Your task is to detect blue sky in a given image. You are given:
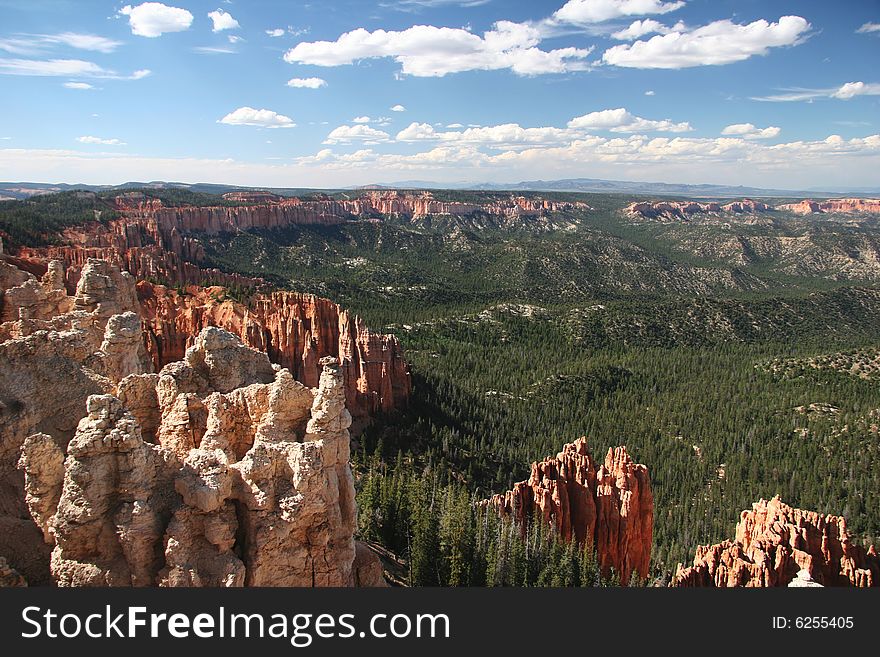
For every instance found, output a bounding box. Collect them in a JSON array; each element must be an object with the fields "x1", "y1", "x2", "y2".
[{"x1": 0, "y1": 0, "x2": 878, "y2": 188}]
